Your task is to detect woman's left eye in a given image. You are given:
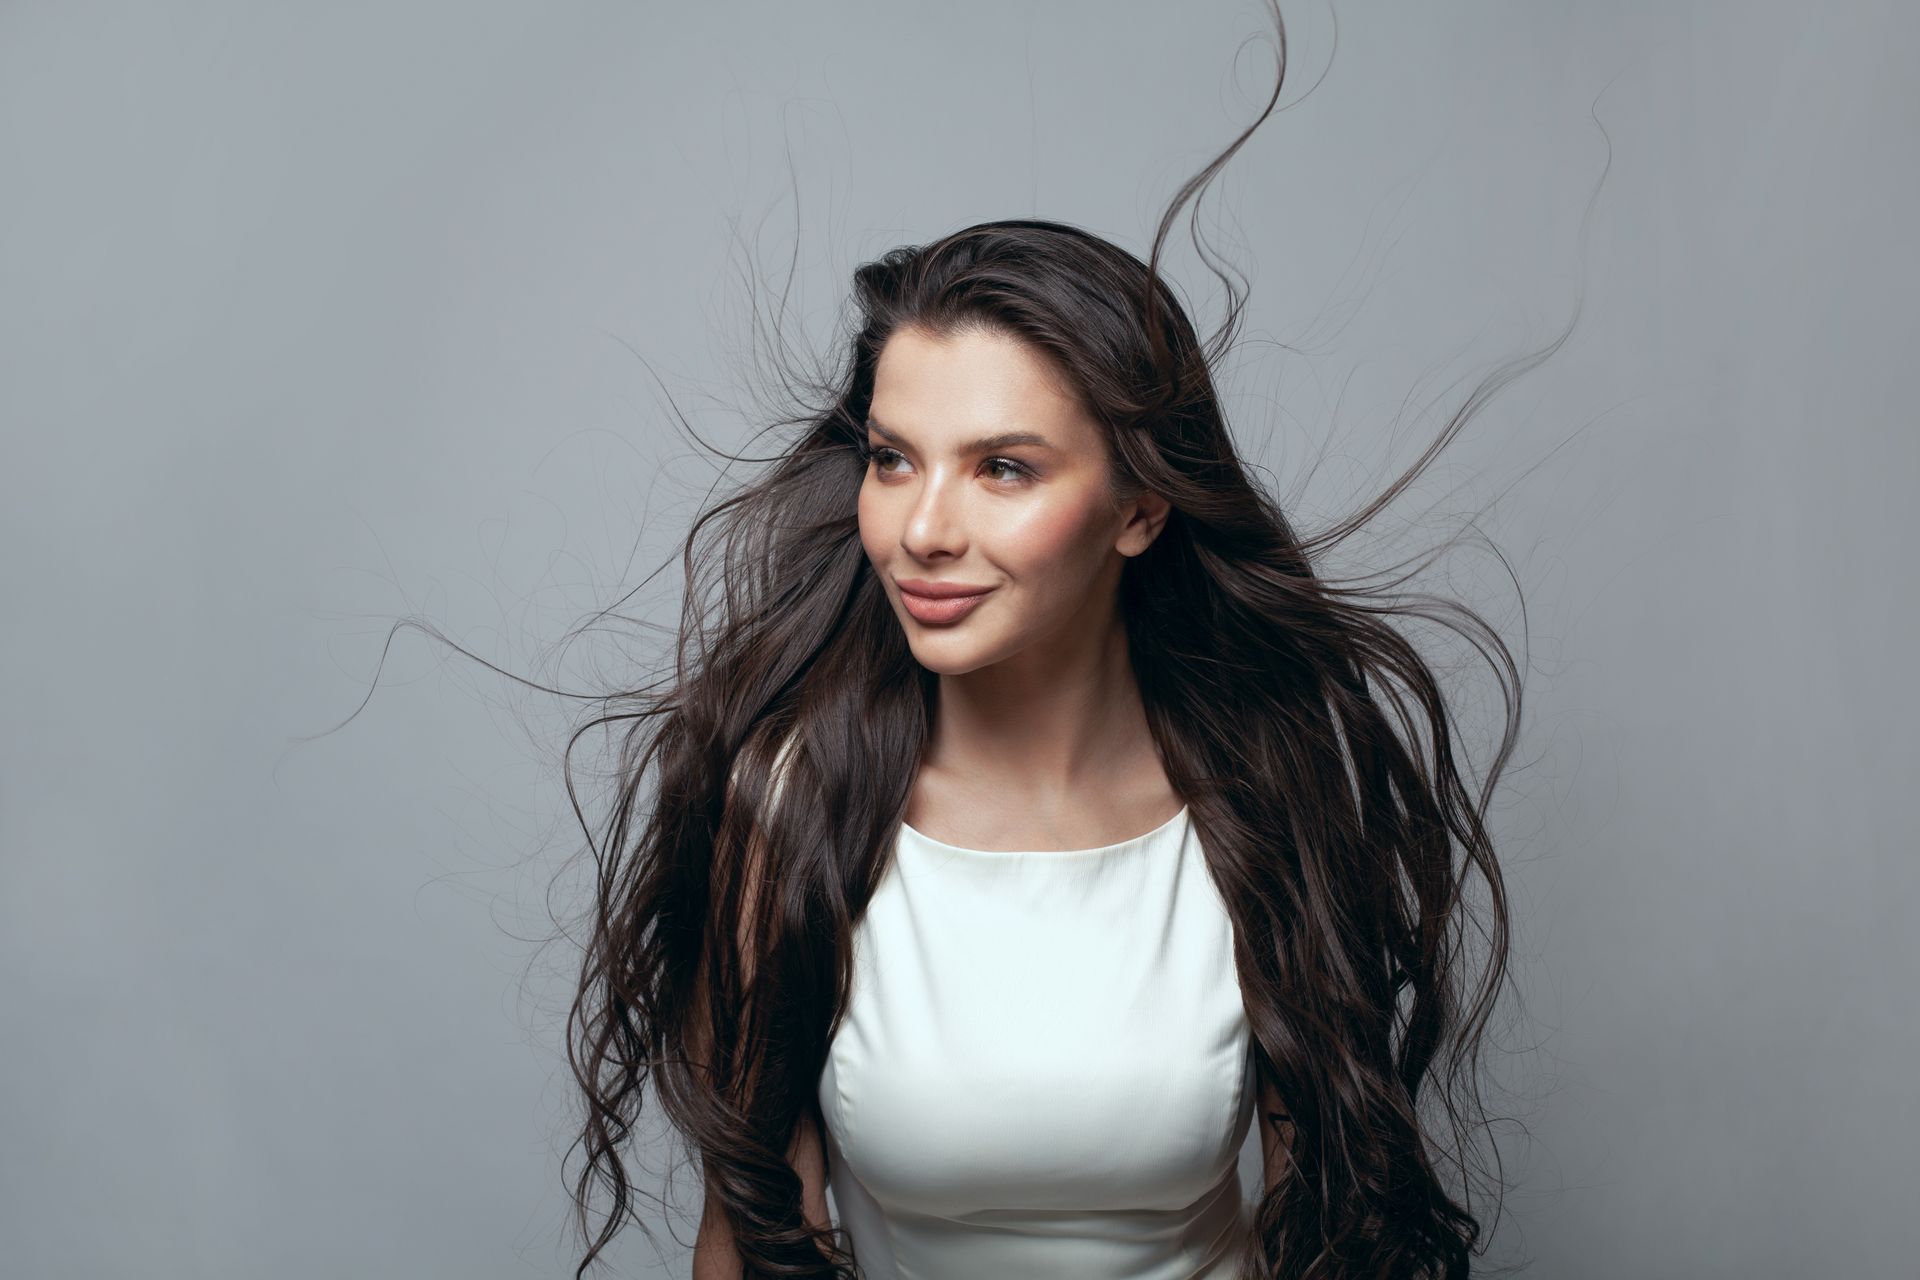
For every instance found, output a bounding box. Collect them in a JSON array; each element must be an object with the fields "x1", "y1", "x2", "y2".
[{"x1": 984, "y1": 458, "x2": 1032, "y2": 482}]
